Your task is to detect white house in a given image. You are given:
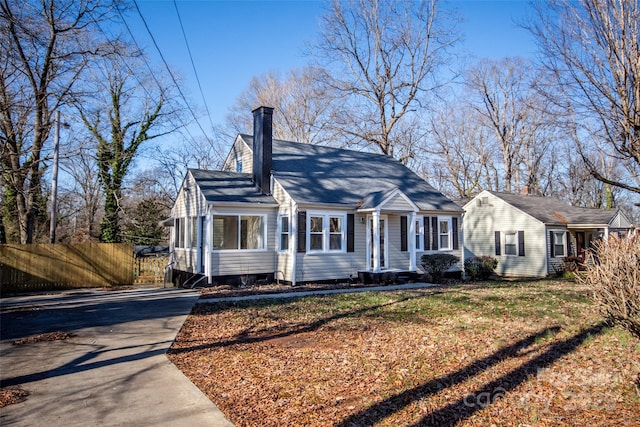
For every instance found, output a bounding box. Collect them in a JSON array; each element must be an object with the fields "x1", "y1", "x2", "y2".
[
  {"x1": 169, "y1": 106, "x2": 463, "y2": 286},
  {"x1": 463, "y1": 190, "x2": 635, "y2": 277}
]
